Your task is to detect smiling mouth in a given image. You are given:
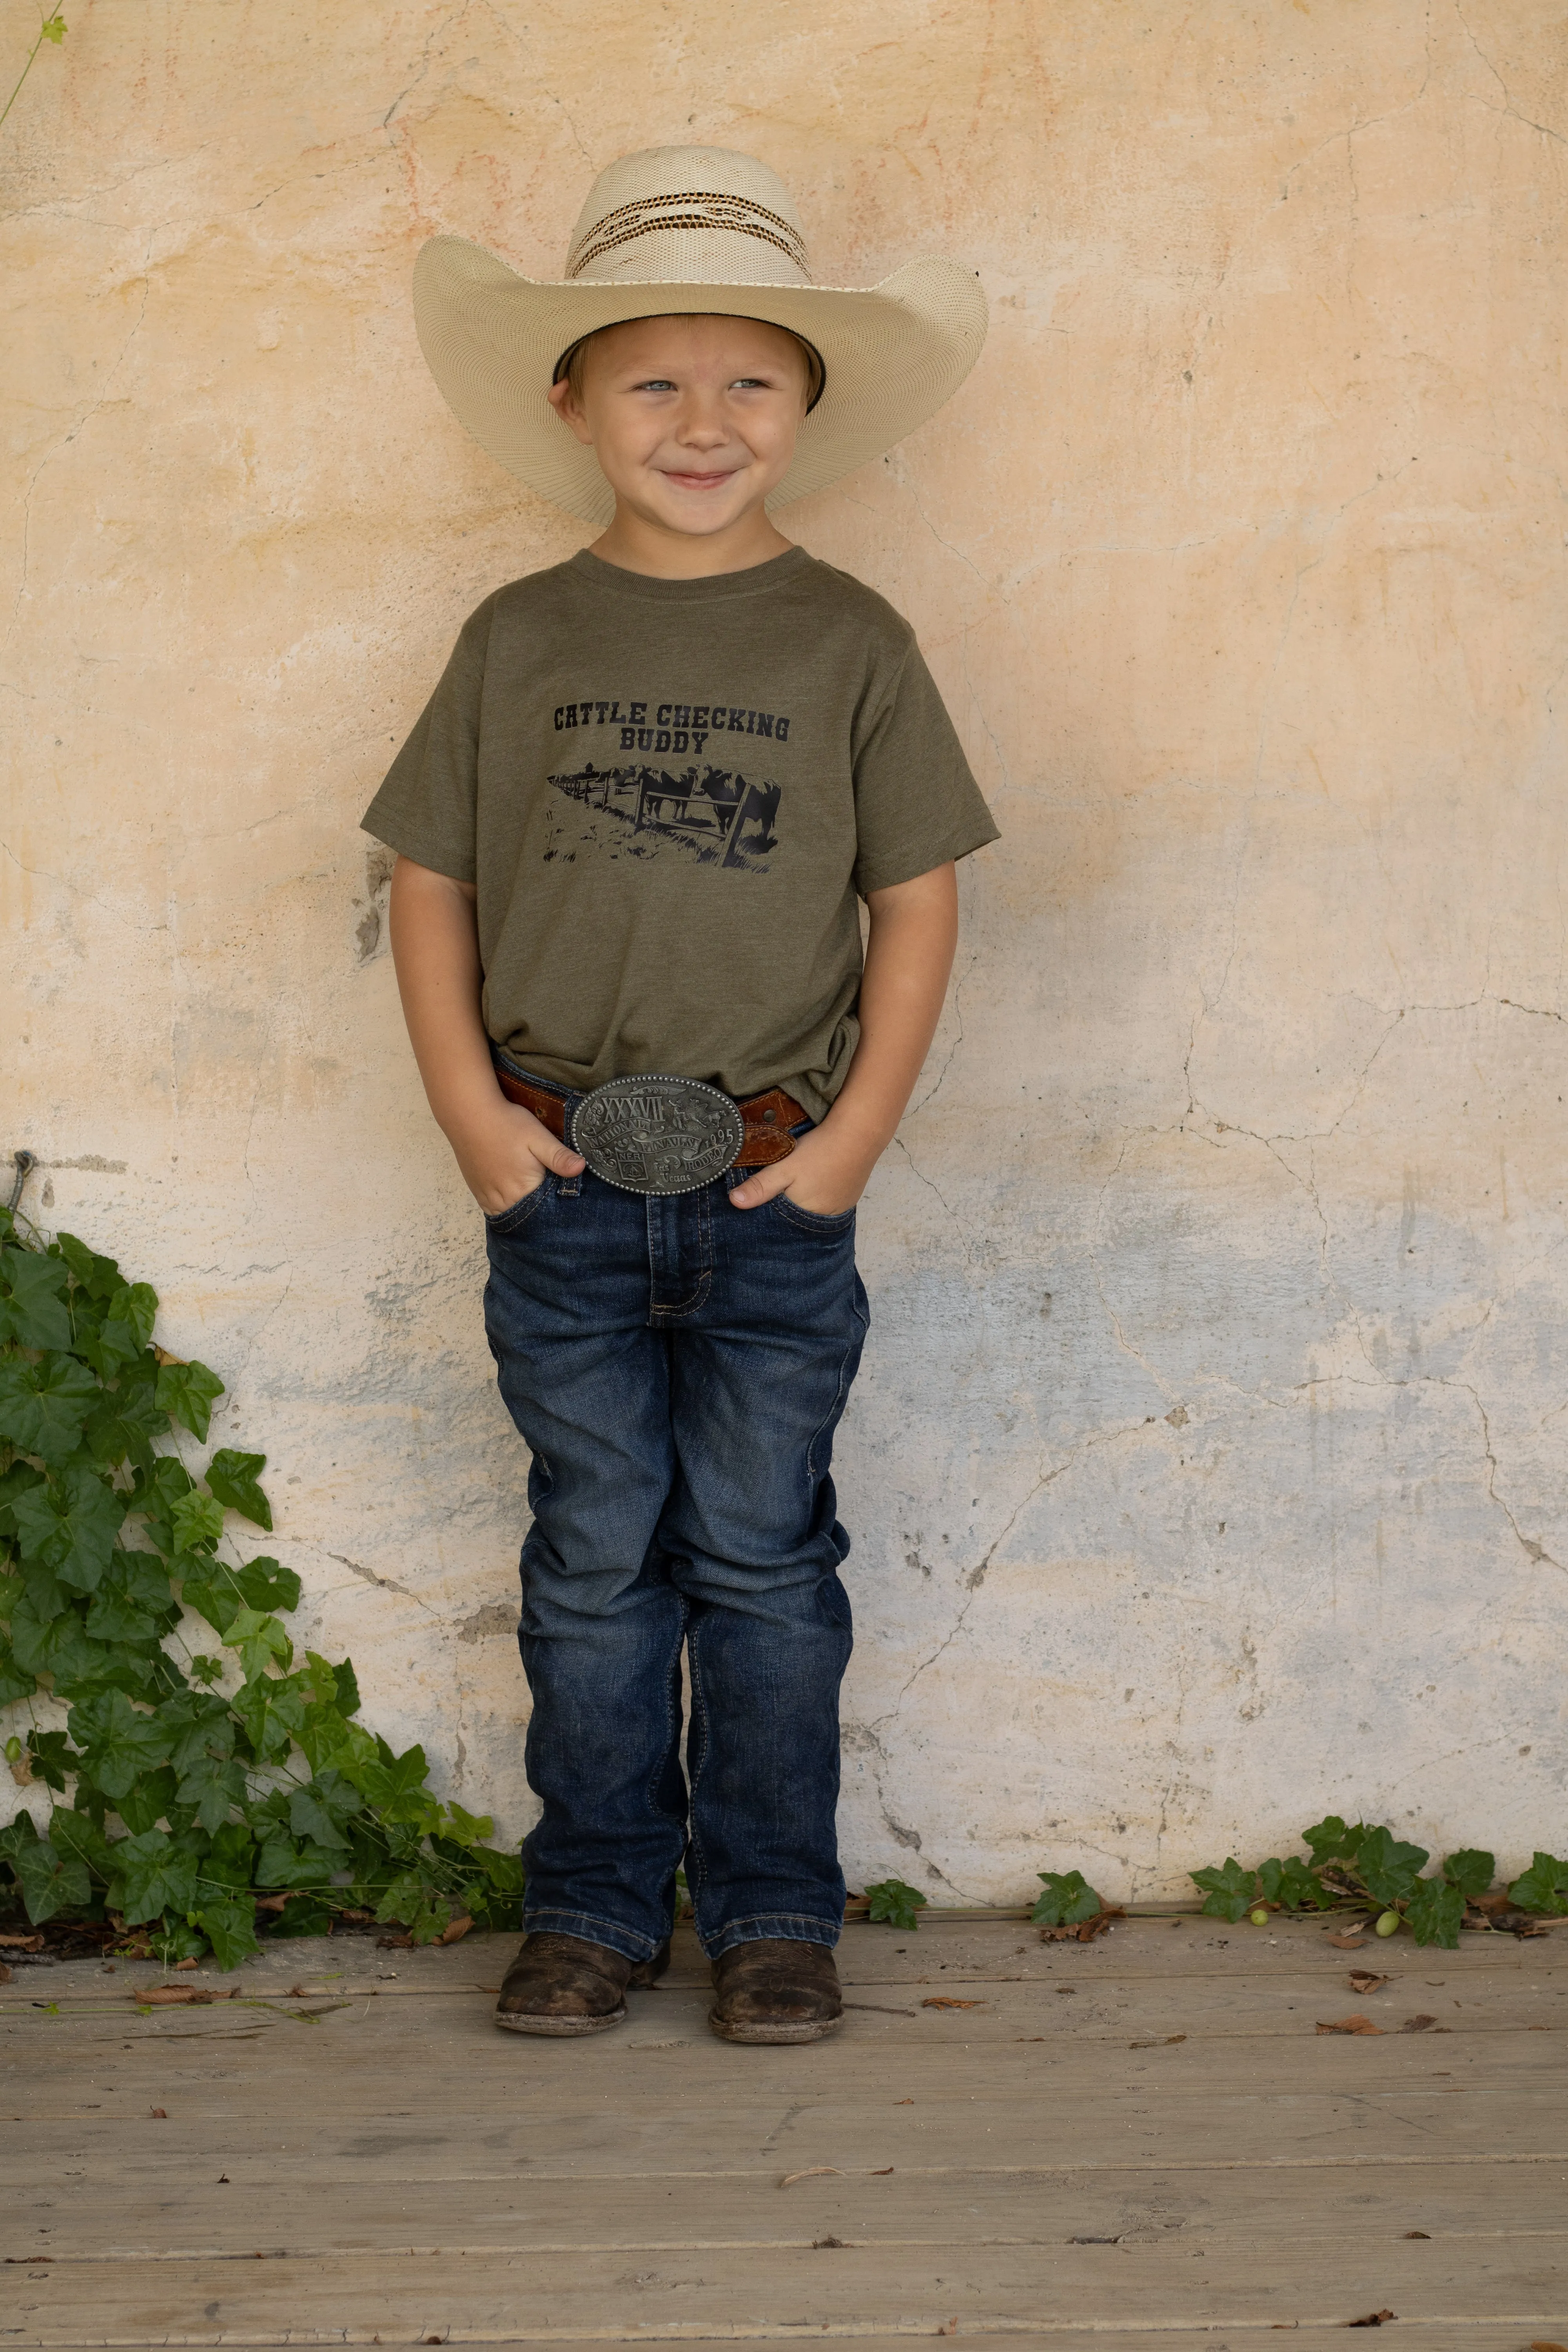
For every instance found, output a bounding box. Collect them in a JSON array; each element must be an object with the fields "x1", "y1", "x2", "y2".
[{"x1": 661, "y1": 468, "x2": 740, "y2": 491}]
